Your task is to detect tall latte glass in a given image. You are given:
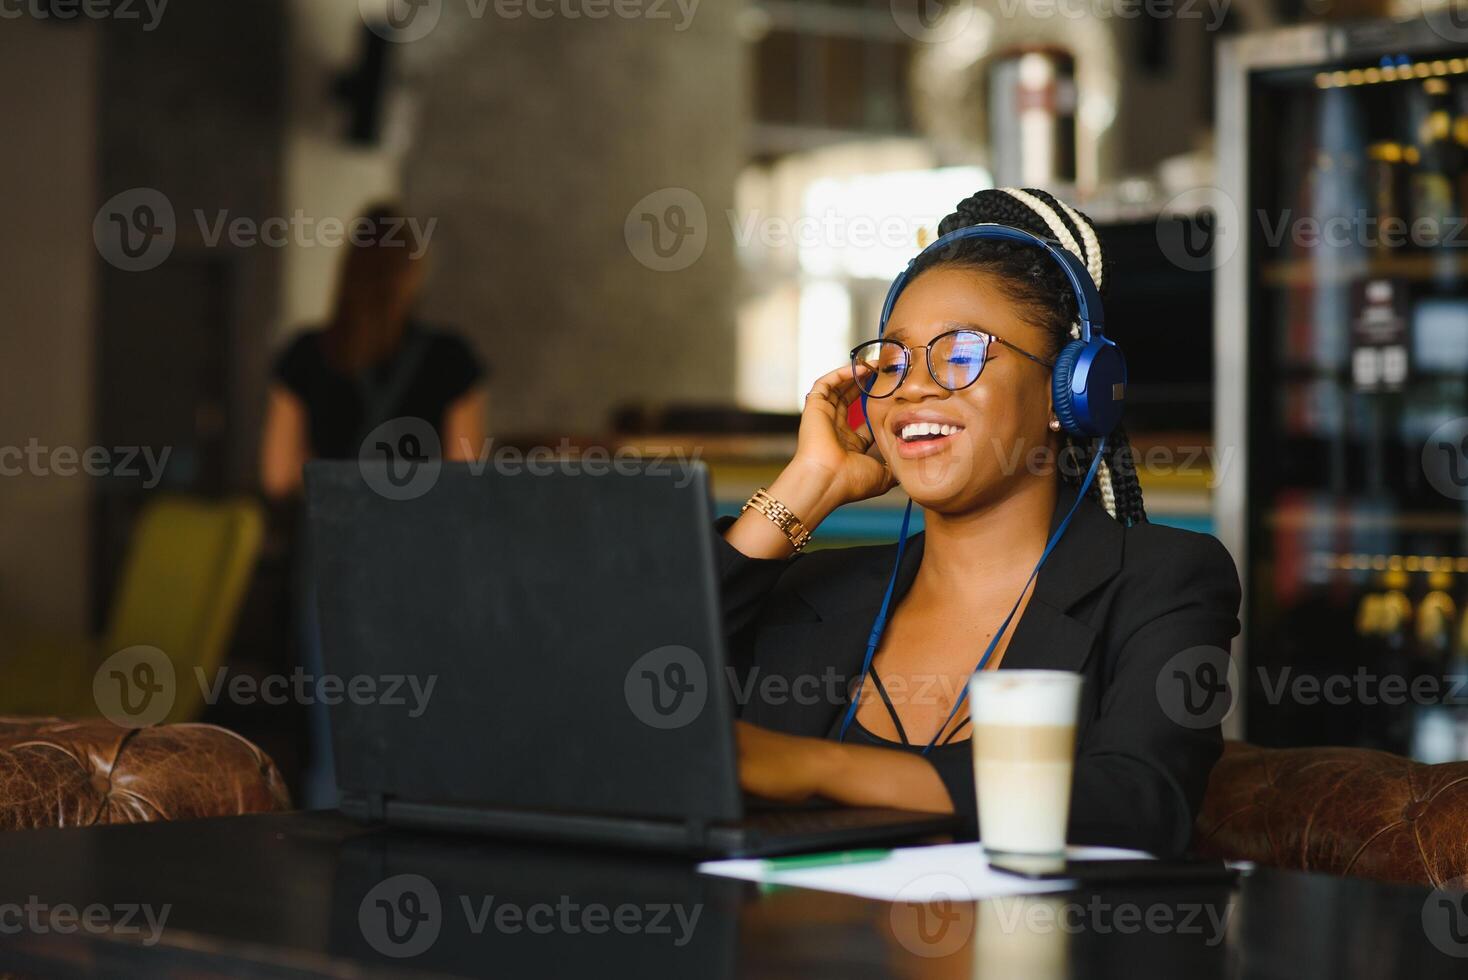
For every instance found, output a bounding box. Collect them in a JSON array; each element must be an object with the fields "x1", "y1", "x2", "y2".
[{"x1": 969, "y1": 670, "x2": 1083, "y2": 857}]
